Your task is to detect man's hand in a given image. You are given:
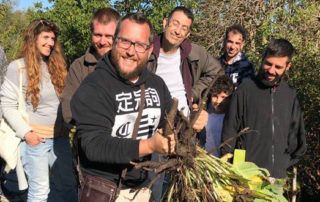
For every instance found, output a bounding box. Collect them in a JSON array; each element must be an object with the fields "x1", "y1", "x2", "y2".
[
  {"x1": 192, "y1": 104, "x2": 208, "y2": 131},
  {"x1": 25, "y1": 131, "x2": 45, "y2": 146},
  {"x1": 139, "y1": 129, "x2": 176, "y2": 157}
]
